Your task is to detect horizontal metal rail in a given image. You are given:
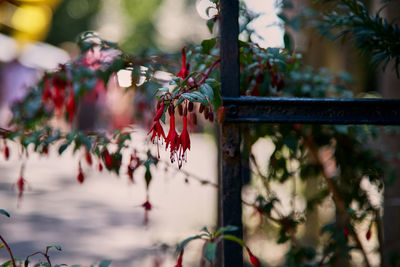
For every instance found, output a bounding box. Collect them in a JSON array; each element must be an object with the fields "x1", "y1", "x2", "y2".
[{"x1": 223, "y1": 96, "x2": 400, "y2": 125}]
